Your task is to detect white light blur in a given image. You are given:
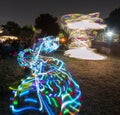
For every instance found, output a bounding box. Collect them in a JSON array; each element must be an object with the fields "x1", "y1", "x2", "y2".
[
  {"x1": 67, "y1": 20, "x2": 106, "y2": 30},
  {"x1": 0, "y1": 30, "x2": 3, "y2": 33},
  {"x1": 106, "y1": 31, "x2": 113, "y2": 37},
  {"x1": 64, "y1": 47, "x2": 107, "y2": 60}
]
